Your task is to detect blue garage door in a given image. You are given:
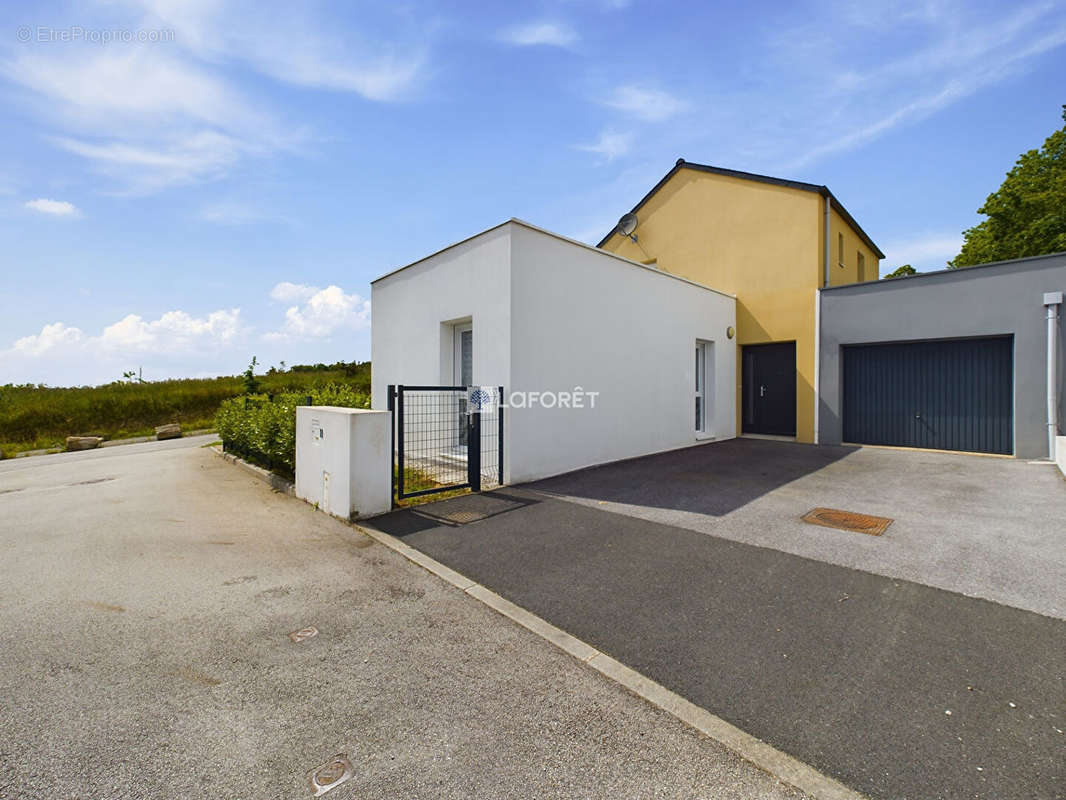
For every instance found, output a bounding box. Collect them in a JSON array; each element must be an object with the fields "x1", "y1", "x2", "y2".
[{"x1": 842, "y1": 336, "x2": 1013, "y2": 455}]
